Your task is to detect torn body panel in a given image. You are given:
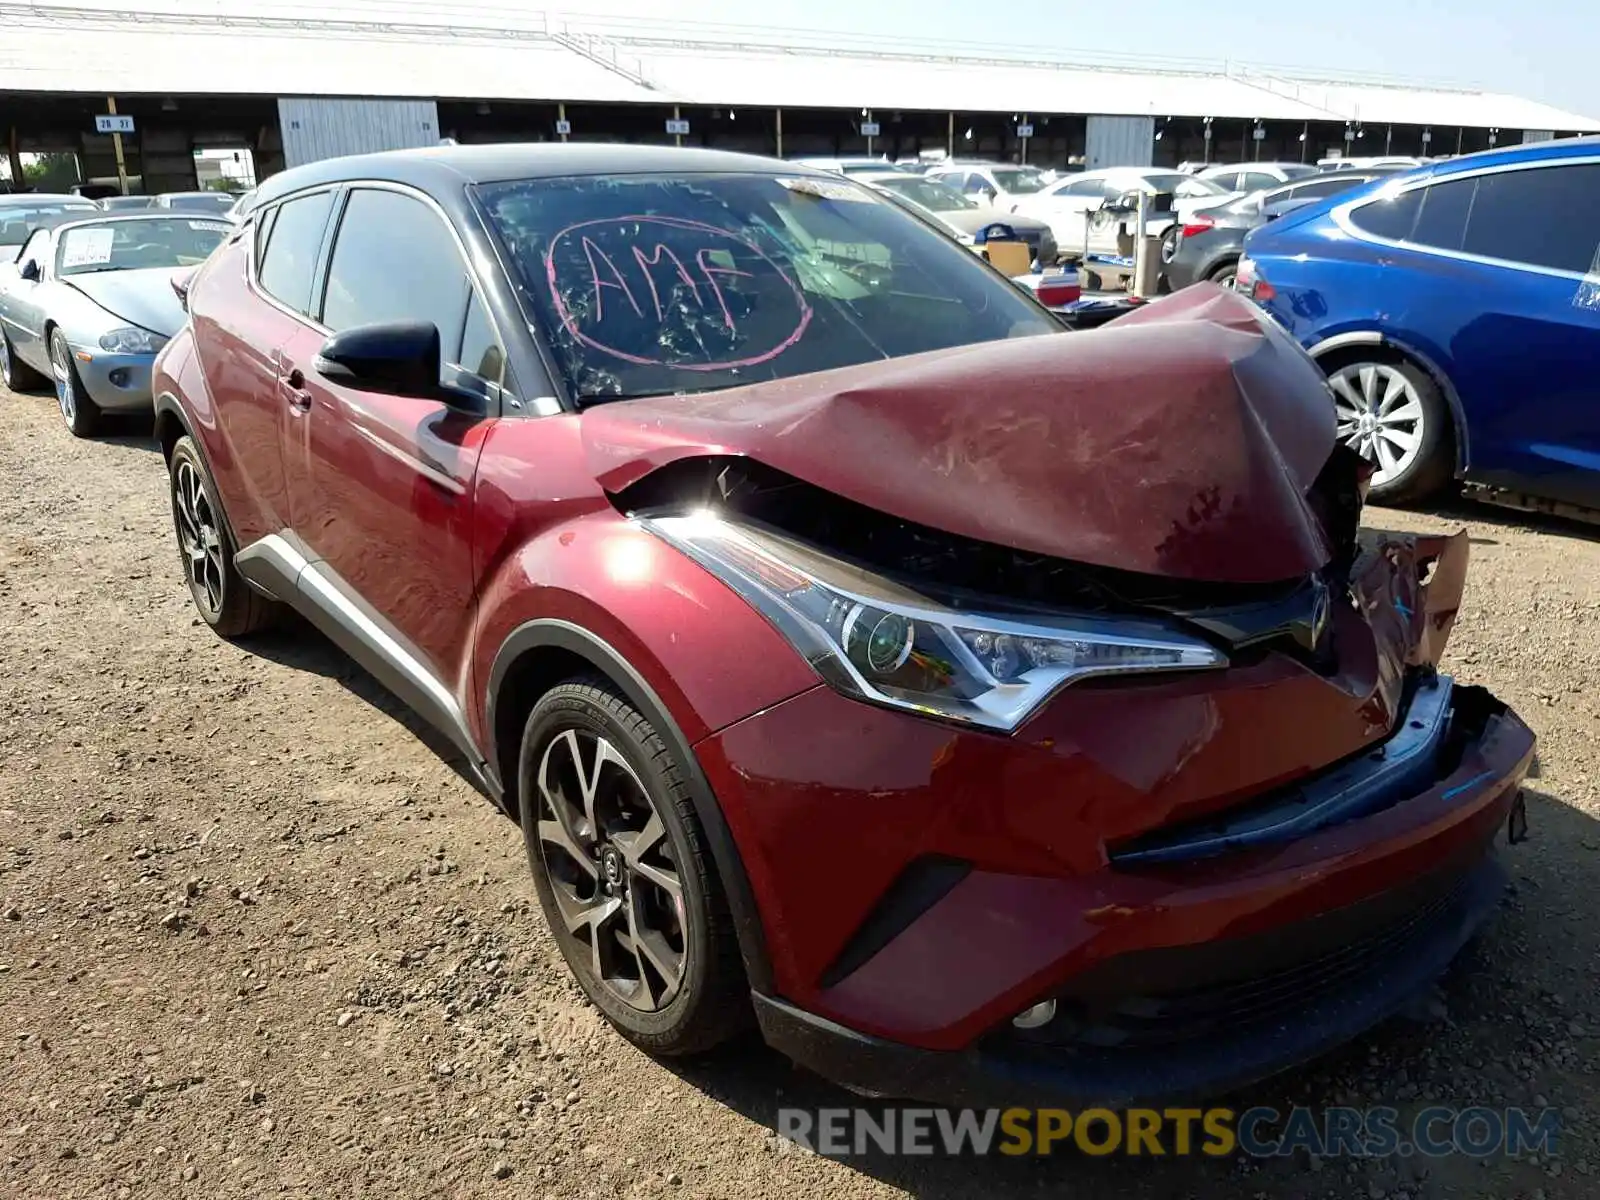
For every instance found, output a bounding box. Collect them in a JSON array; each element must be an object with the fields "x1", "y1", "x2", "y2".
[{"x1": 584, "y1": 287, "x2": 1338, "y2": 584}]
